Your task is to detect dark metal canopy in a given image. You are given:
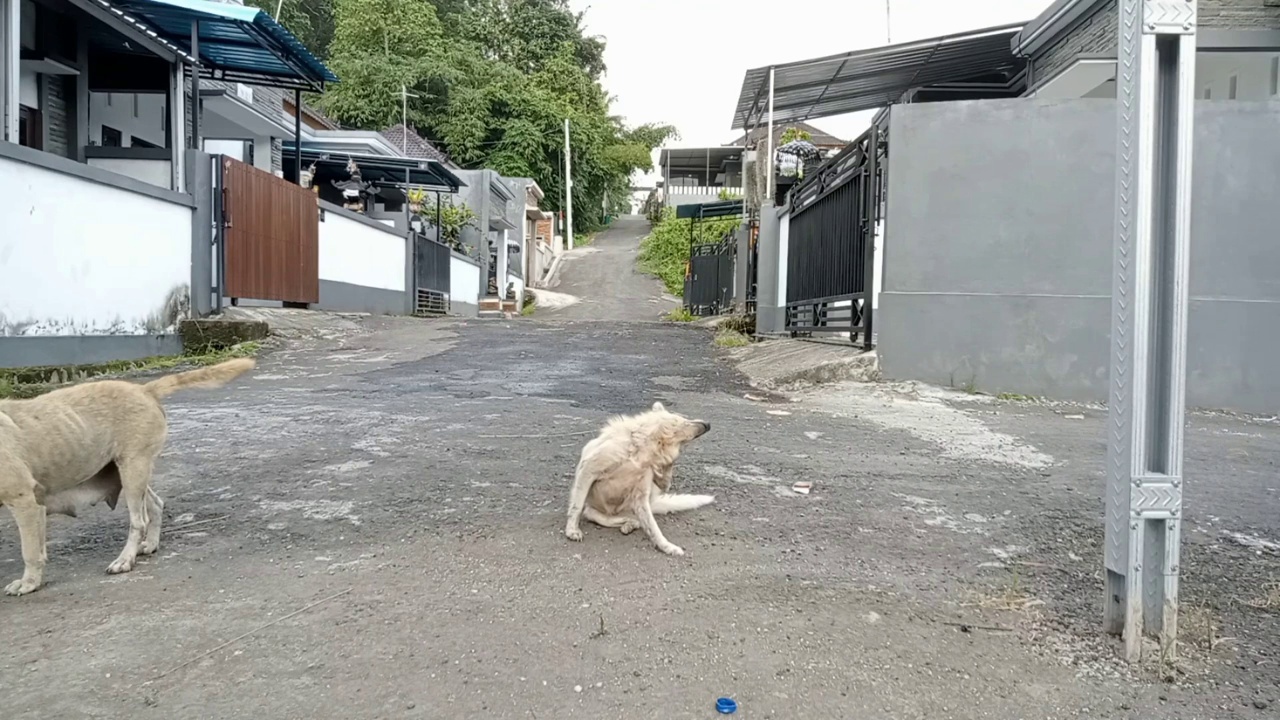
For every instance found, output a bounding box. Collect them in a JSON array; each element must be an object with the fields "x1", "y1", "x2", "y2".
[
  {"x1": 731, "y1": 23, "x2": 1027, "y2": 130},
  {"x1": 659, "y1": 147, "x2": 744, "y2": 172},
  {"x1": 282, "y1": 144, "x2": 465, "y2": 192},
  {"x1": 676, "y1": 199, "x2": 744, "y2": 221},
  {"x1": 111, "y1": 0, "x2": 339, "y2": 91}
]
